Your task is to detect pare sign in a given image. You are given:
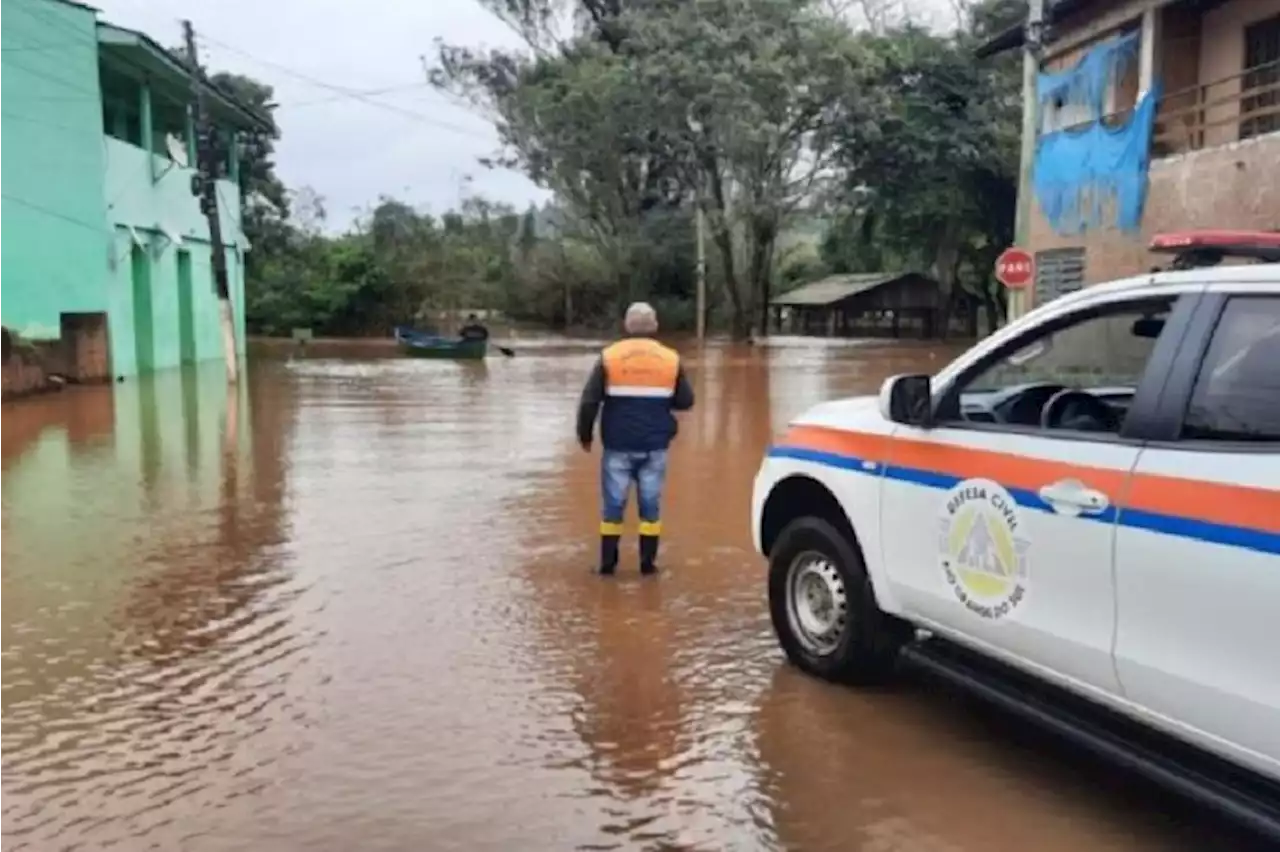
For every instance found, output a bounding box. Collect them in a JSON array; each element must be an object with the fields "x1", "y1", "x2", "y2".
[{"x1": 995, "y1": 248, "x2": 1035, "y2": 290}]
